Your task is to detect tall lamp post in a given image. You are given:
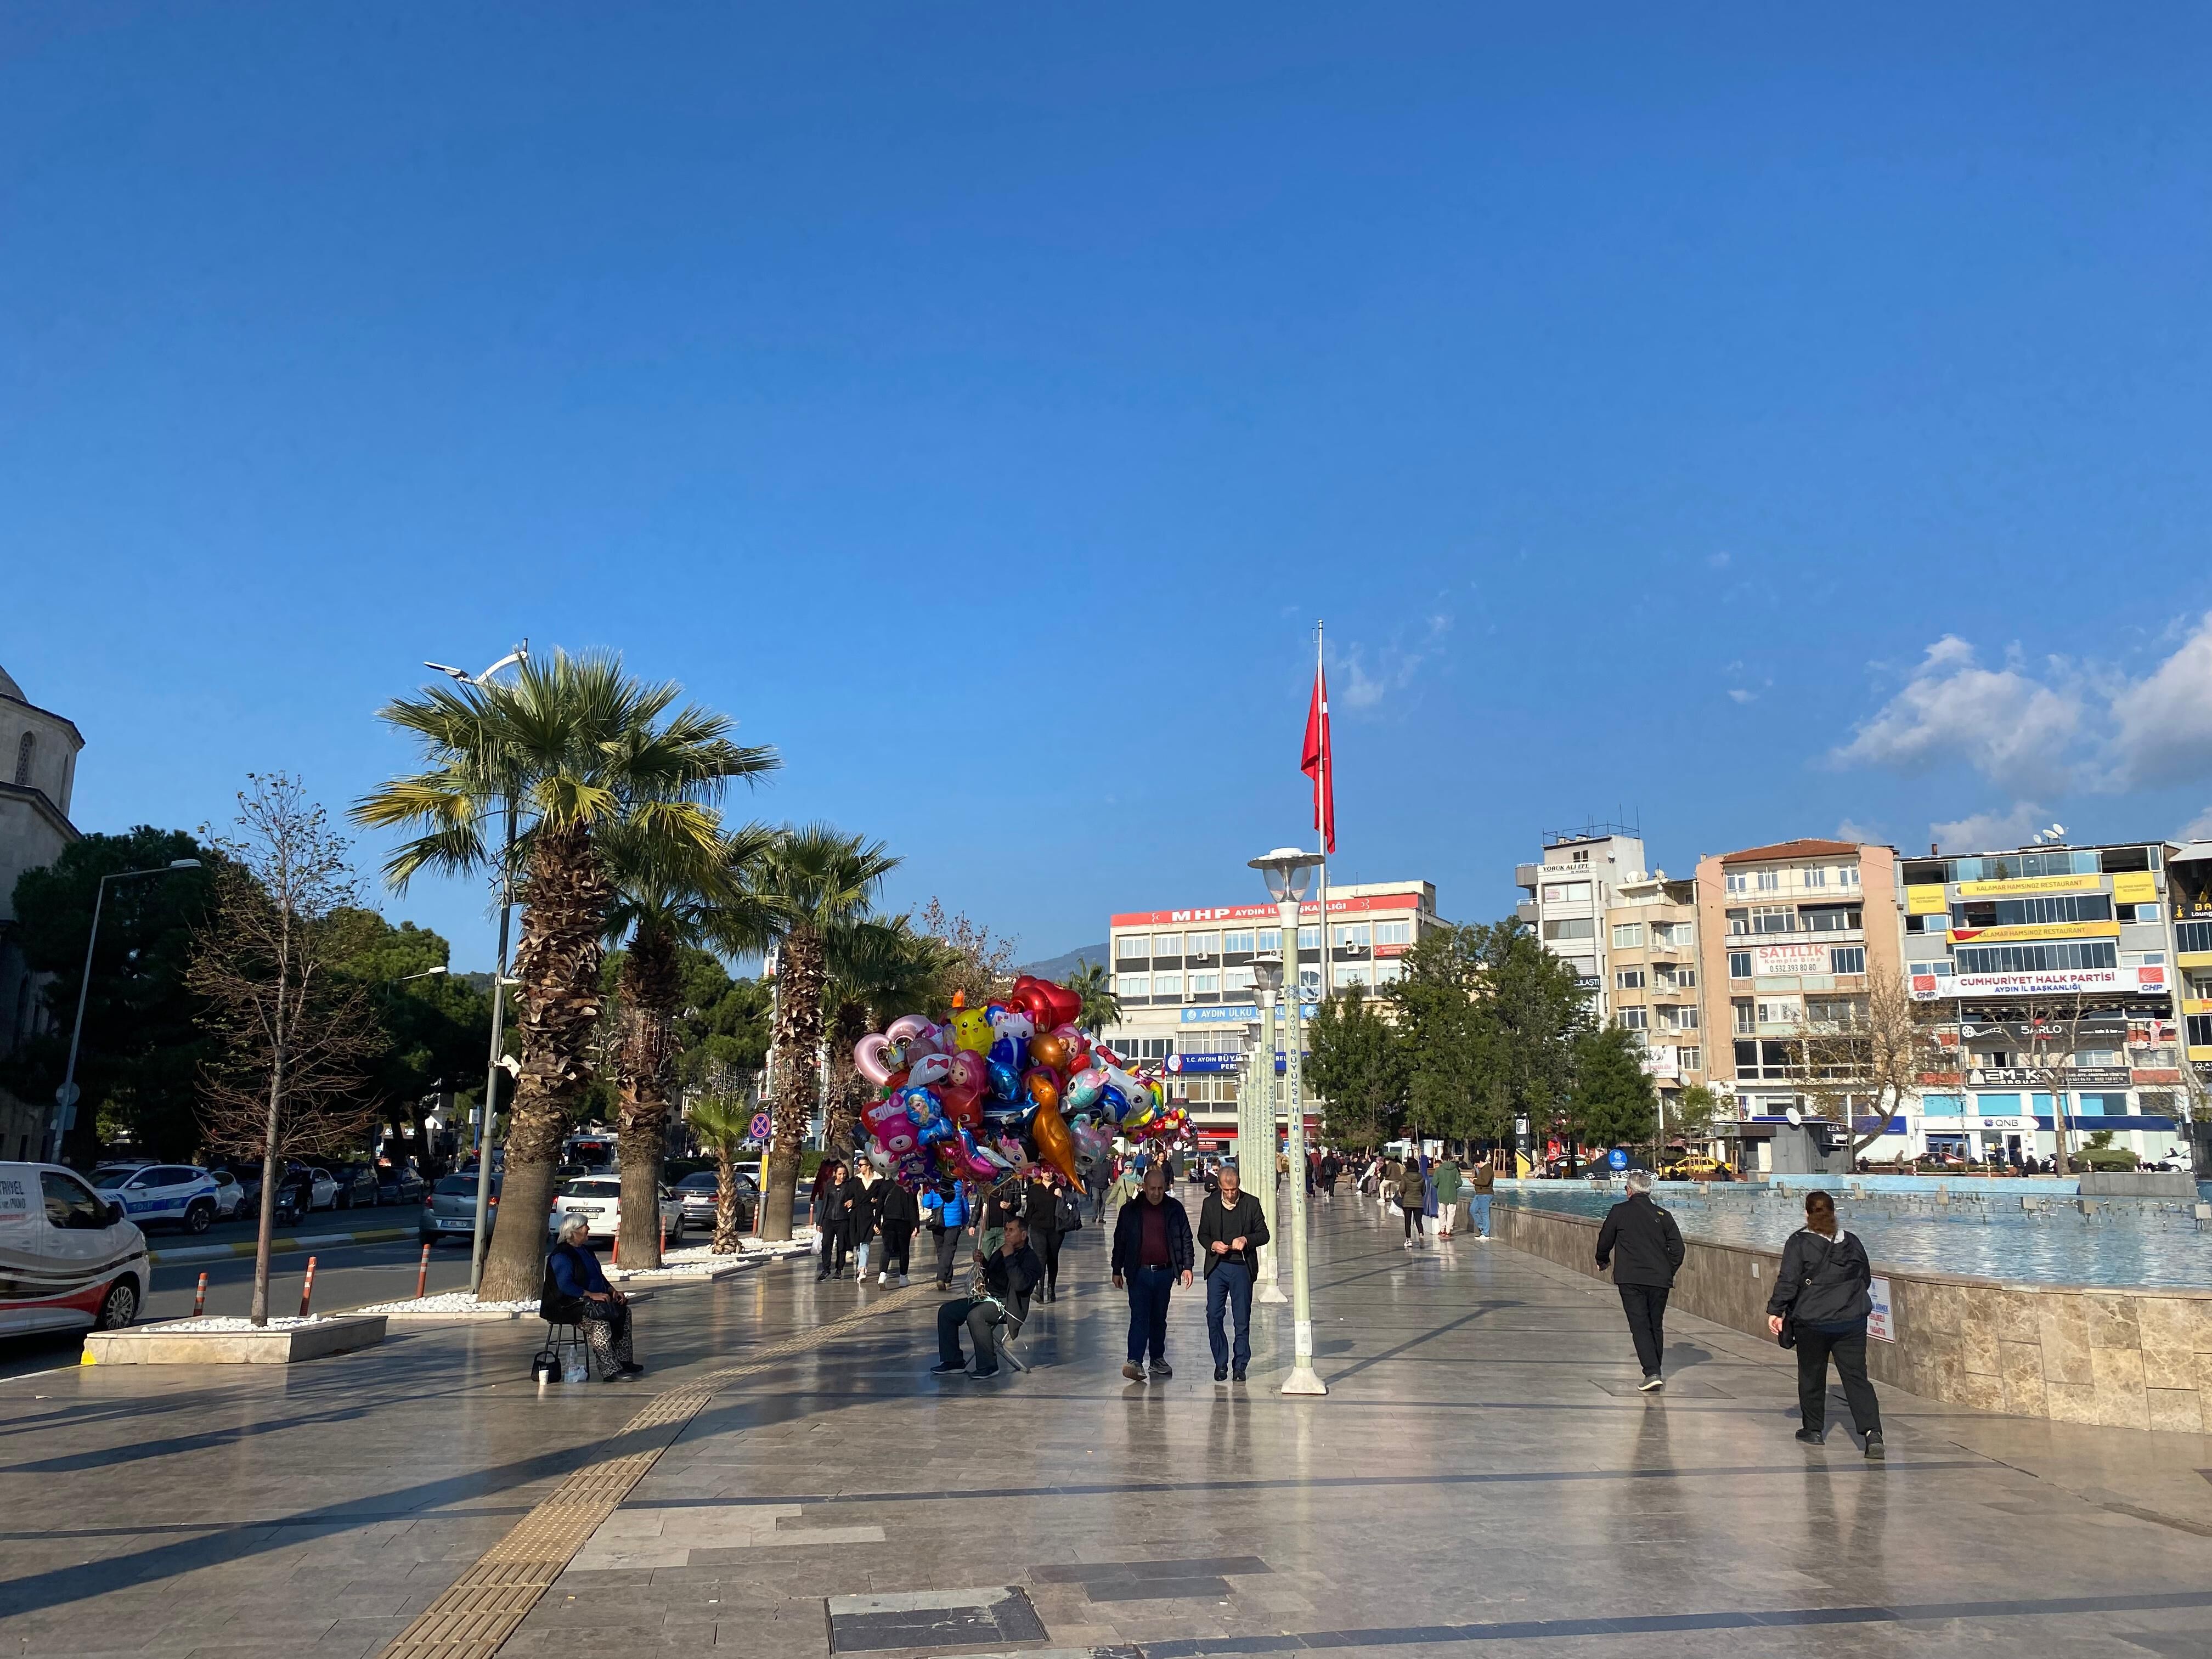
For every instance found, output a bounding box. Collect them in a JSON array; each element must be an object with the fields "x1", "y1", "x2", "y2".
[
  {"x1": 1250, "y1": 848, "x2": 1327, "y2": 1396},
  {"x1": 425, "y1": 642, "x2": 528, "y2": 1295},
  {"x1": 50, "y1": 859, "x2": 203, "y2": 1162}
]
